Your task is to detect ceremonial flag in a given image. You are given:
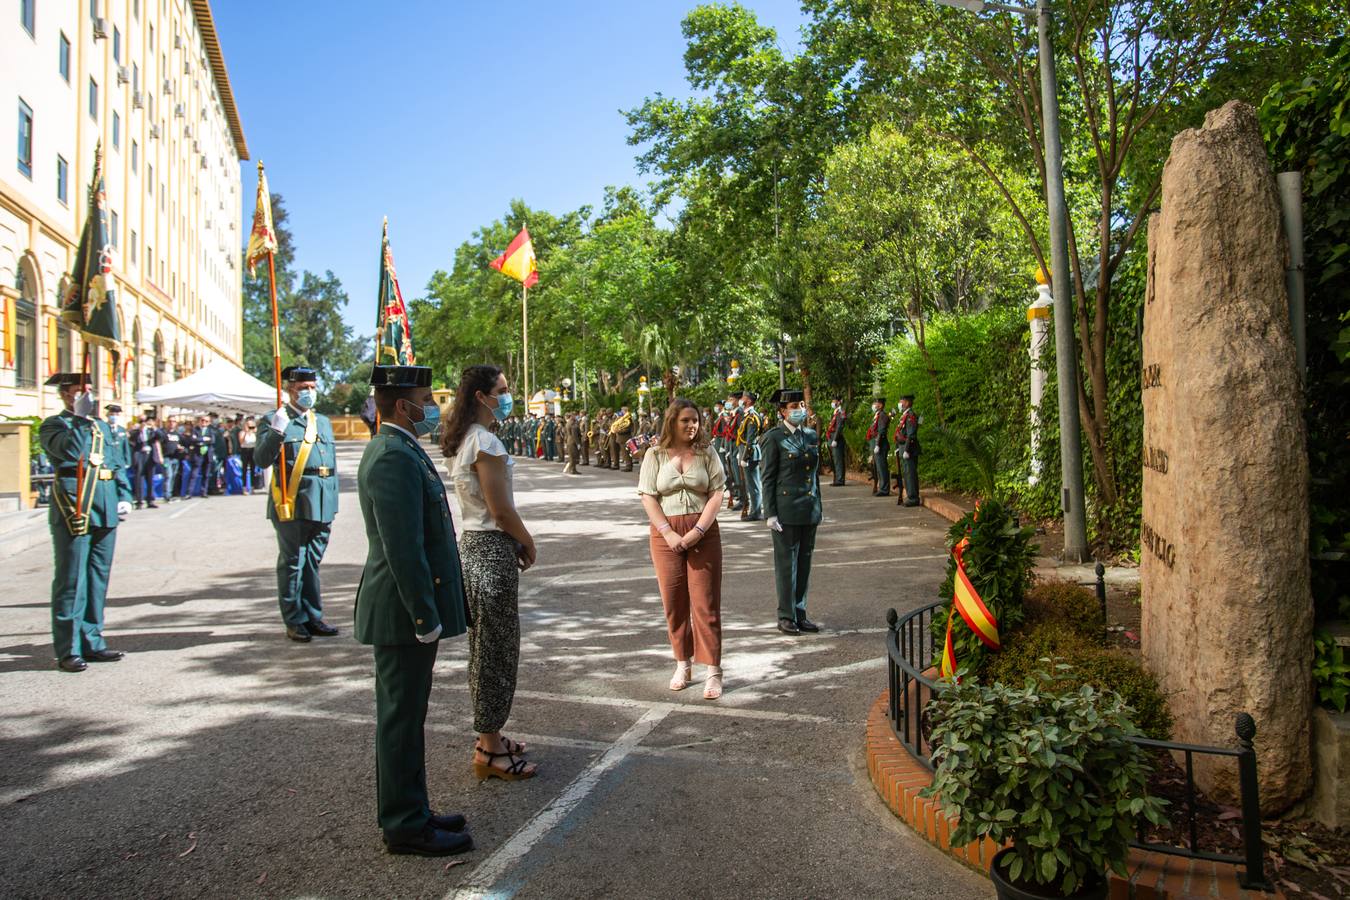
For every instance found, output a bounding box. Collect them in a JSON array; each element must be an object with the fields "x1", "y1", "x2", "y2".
[
  {"x1": 490, "y1": 227, "x2": 539, "y2": 288},
  {"x1": 245, "y1": 163, "x2": 278, "y2": 277},
  {"x1": 376, "y1": 218, "x2": 415, "y2": 365},
  {"x1": 60, "y1": 144, "x2": 121, "y2": 350}
]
